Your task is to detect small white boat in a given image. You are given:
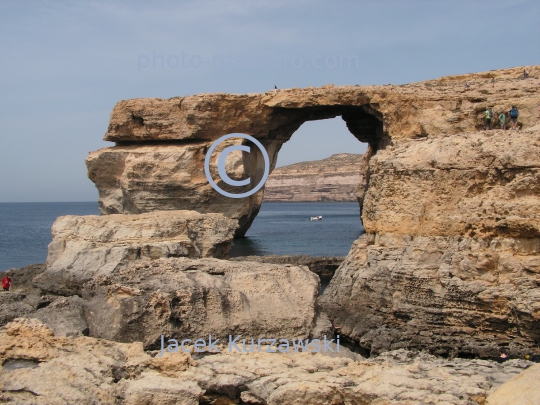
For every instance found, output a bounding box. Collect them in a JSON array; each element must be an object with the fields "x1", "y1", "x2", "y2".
[{"x1": 309, "y1": 215, "x2": 323, "y2": 221}]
